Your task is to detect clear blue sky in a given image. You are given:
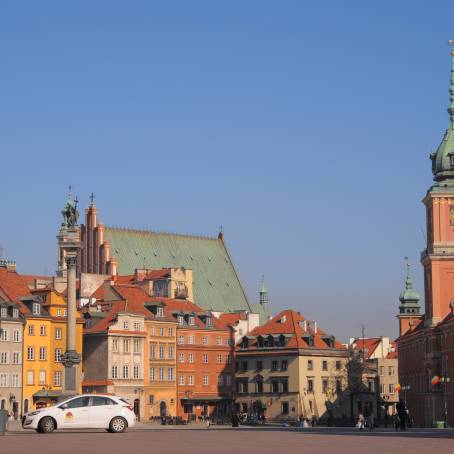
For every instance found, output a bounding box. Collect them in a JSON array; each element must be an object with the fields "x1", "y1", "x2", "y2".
[{"x1": 1, "y1": 1, "x2": 453, "y2": 340}]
